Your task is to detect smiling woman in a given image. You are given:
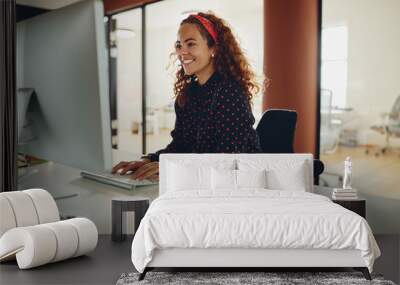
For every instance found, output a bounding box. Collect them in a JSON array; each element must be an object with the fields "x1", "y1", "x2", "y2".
[
  {"x1": 112, "y1": 12, "x2": 262, "y2": 181},
  {"x1": 175, "y1": 19, "x2": 216, "y2": 86}
]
